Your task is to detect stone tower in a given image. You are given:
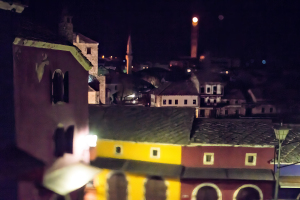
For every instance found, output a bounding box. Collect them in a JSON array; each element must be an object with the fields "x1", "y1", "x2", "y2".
[
  {"x1": 126, "y1": 35, "x2": 133, "y2": 74},
  {"x1": 59, "y1": 9, "x2": 73, "y2": 43}
]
